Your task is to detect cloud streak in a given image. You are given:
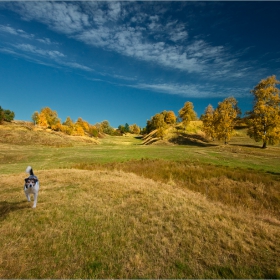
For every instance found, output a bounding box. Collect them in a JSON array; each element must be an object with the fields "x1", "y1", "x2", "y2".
[
  {"x1": 4, "y1": 1, "x2": 243, "y2": 78},
  {"x1": 1, "y1": 1, "x2": 267, "y2": 101},
  {"x1": 128, "y1": 82, "x2": 251, "y2": 99},
  {"x1": 0, "y1": 21, "x2": 92, "y2": 72},
  {"x1": 0, "y1": 24, "x2": 34, "y2": 39},
  {"x1": 13, "y1": 43, "x2": 65, "y2": 58},
  {"x1": 130, "y1": 82, "x2": 211, "y2": 98}
]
